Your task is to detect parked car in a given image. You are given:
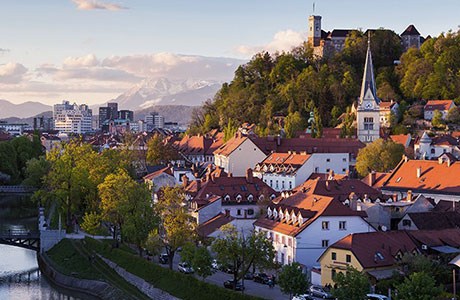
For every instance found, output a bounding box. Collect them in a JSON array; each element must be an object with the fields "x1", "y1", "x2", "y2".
[
  {"x1": 220, "y1": 264, "x2": 235, "y2": 274},
  {"x1": 159, "y1": 253, "x2": 169, "y2": 264},
  {"x1": 178, "y1": 262, "x2": 194, "y2": 274},
  {"x1": 292, "y1": 294, "x2": 314, "y2": 300},
  {"x1": 309, "y1": 285, "x2": 333, "y2": 299},
  {"x1": 253, "y1": 272, "x2": 270, "y2": 284},
  {"x1": 223, "y1": 280, "x2": 245, "y2": 291},
  {"x1": 243, "y1": 272, "x2": 254, "y2": 280},
  {"x1": 367, "y1": 294, "x2": 389, "y2": 300}
]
